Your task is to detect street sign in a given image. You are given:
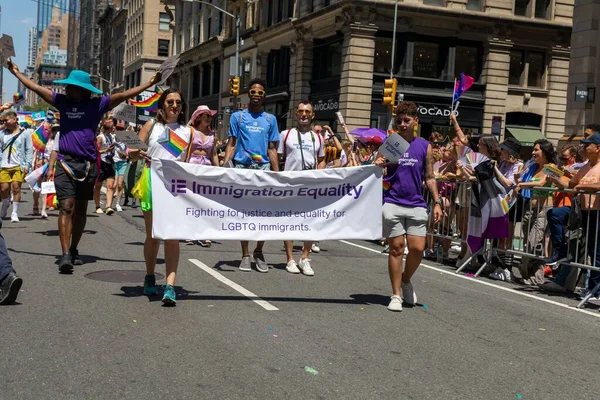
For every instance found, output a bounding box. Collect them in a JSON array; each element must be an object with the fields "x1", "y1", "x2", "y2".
[{"x1": 575, "y1": 87, "x2": 589, "y2": 103}]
